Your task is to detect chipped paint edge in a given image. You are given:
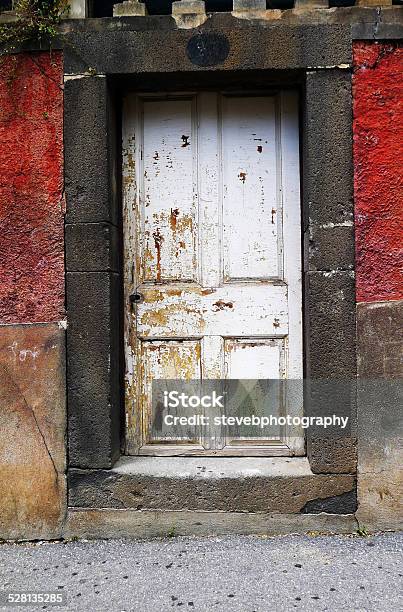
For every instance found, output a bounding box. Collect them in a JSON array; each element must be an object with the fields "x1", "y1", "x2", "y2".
[{"x1": 64, "y1": 74, "x2": 107, "y2": 81}]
